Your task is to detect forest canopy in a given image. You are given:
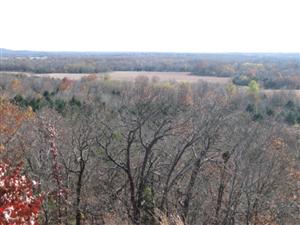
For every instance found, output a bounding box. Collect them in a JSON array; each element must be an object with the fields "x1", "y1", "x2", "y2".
[{"x1": 0, "y1": 71, "x2": 299, "y2": 225}]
